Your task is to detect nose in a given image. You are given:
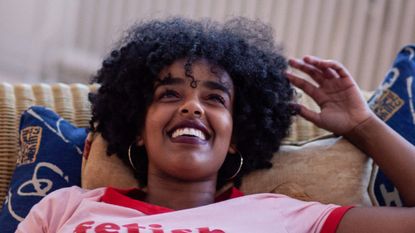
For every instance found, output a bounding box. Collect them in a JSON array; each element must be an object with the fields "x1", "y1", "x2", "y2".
[{"x1": 179, "y1": 99, "x2": 204, "y2": 118}]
